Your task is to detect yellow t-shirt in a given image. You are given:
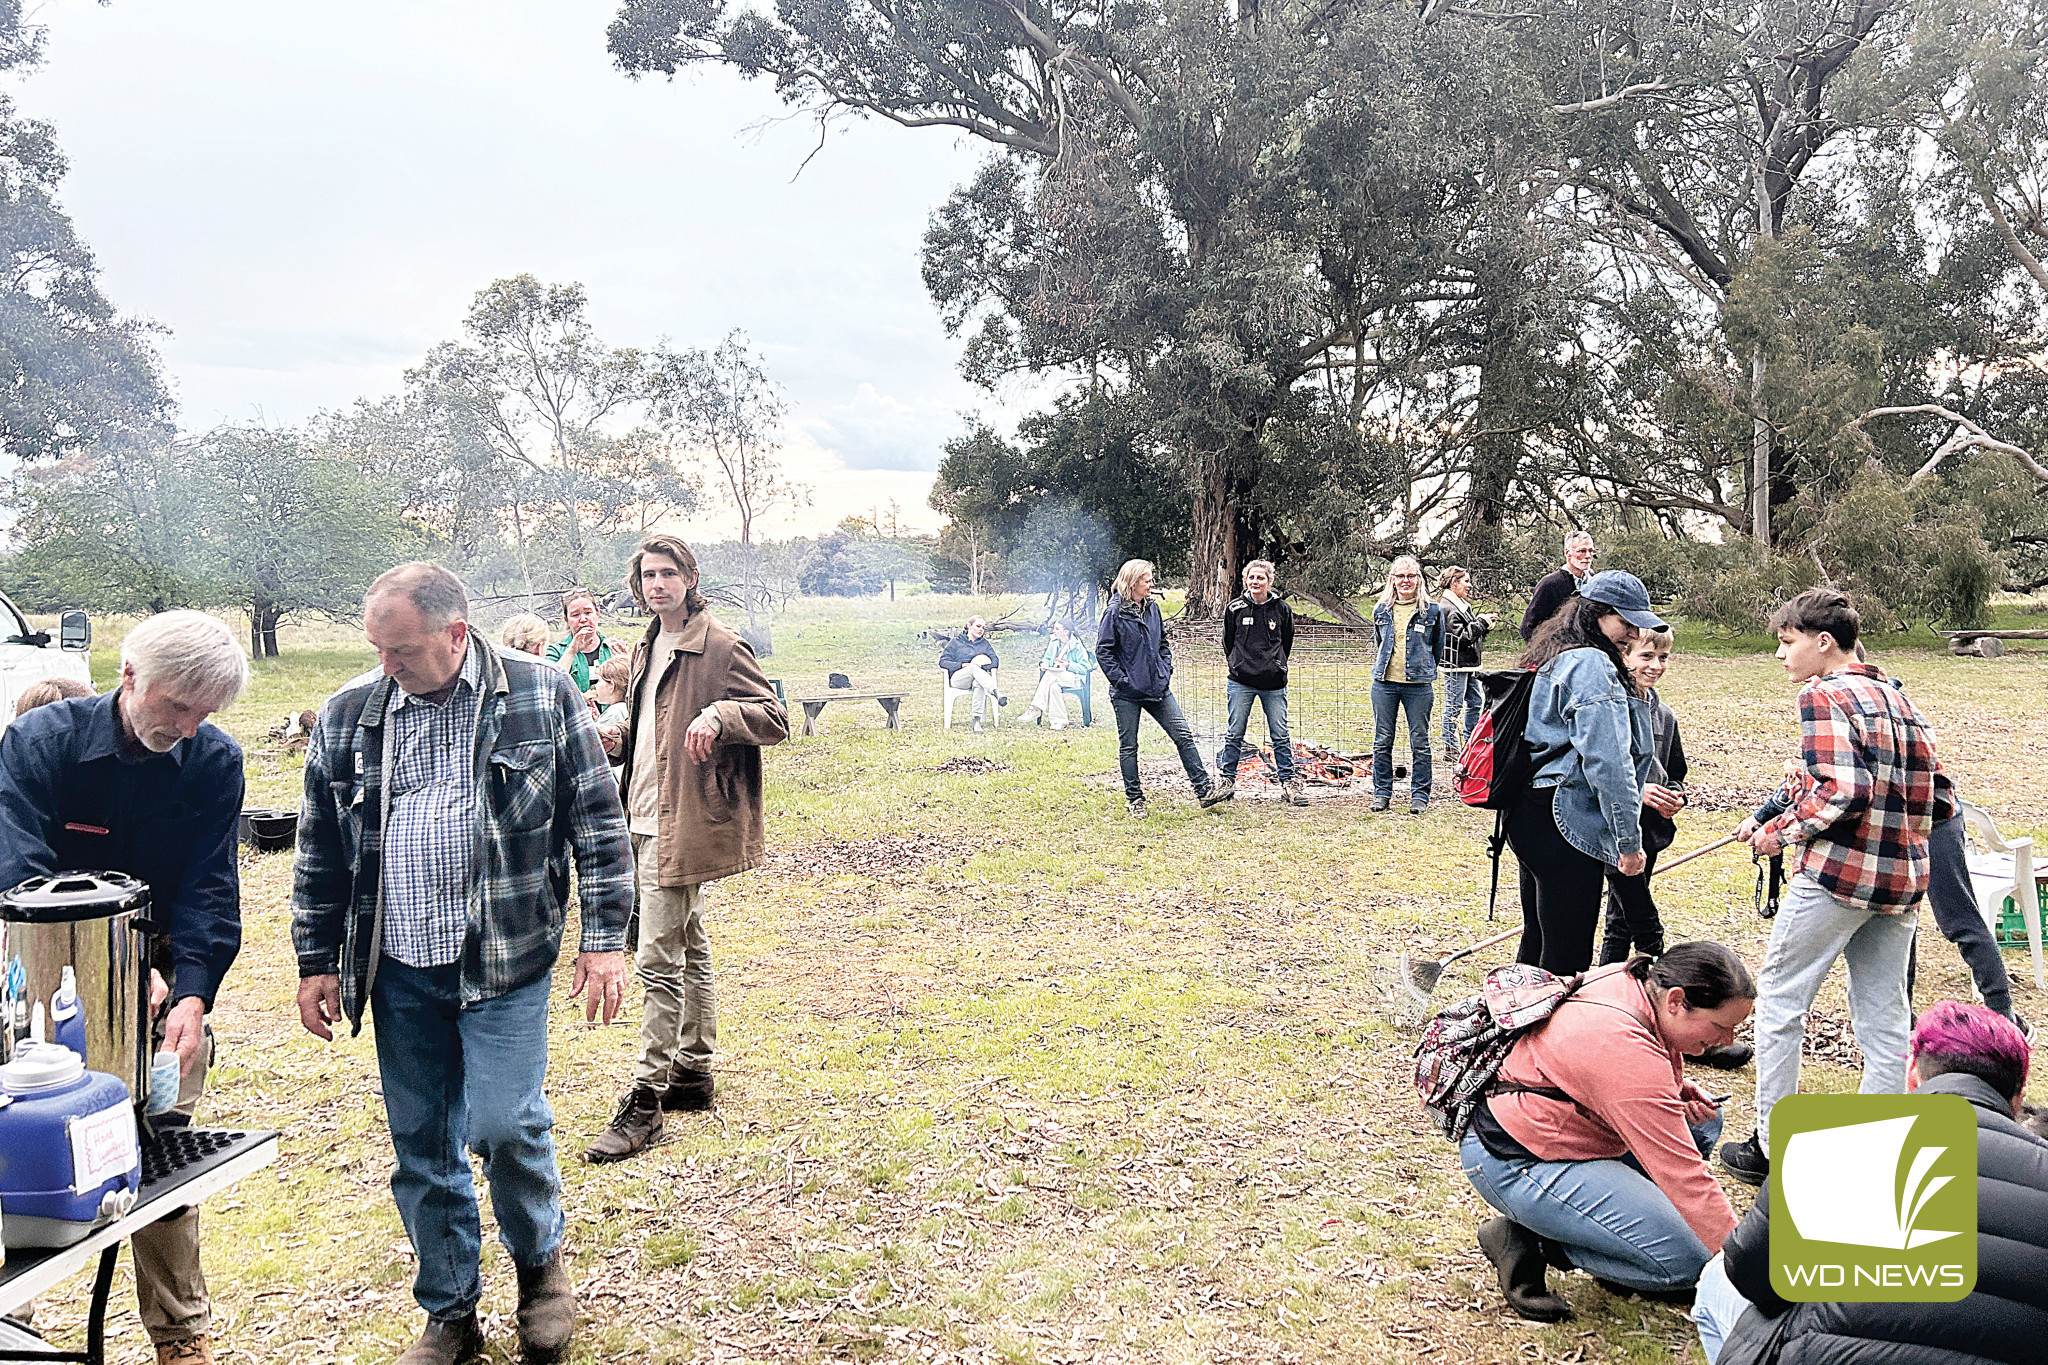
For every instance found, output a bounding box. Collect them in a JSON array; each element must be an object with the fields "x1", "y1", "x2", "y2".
[{"x1": 1383, "y1": 602, "x2": 1417, "y2": 682}]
